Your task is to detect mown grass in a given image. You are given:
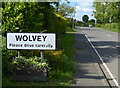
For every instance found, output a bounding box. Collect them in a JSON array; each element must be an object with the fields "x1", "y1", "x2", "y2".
[
  {"x1": 95, "y1": 23, "x2": 119, "y2": 33},
  {"x1": 3, "y1": 28, "x2": 75, "y2": 87}
]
